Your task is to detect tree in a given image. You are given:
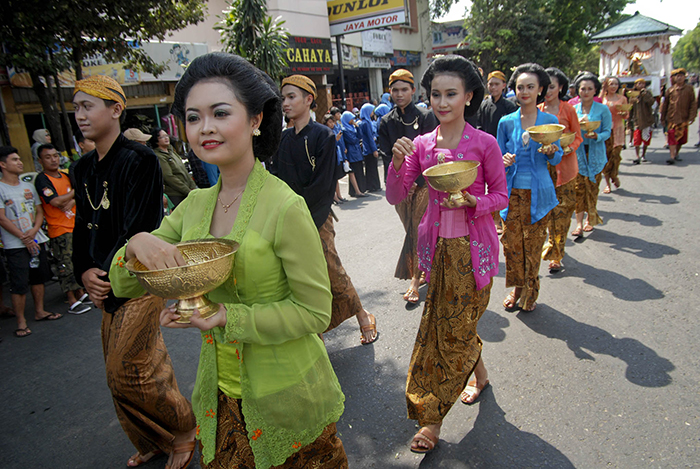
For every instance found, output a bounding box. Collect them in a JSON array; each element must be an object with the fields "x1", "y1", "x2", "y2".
[
  {"x1": 463, "y1": 0, "x2": 631, "y2": 75},
  {"x1": 0, "y1": 0, "x2": 206, "y2": 151},
  {"x1": 673, "y1": 22, "x2": 700, "y2": 72},
  {"x1": 216, "y1": 0, "x2": 290, "y2": 81}
]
